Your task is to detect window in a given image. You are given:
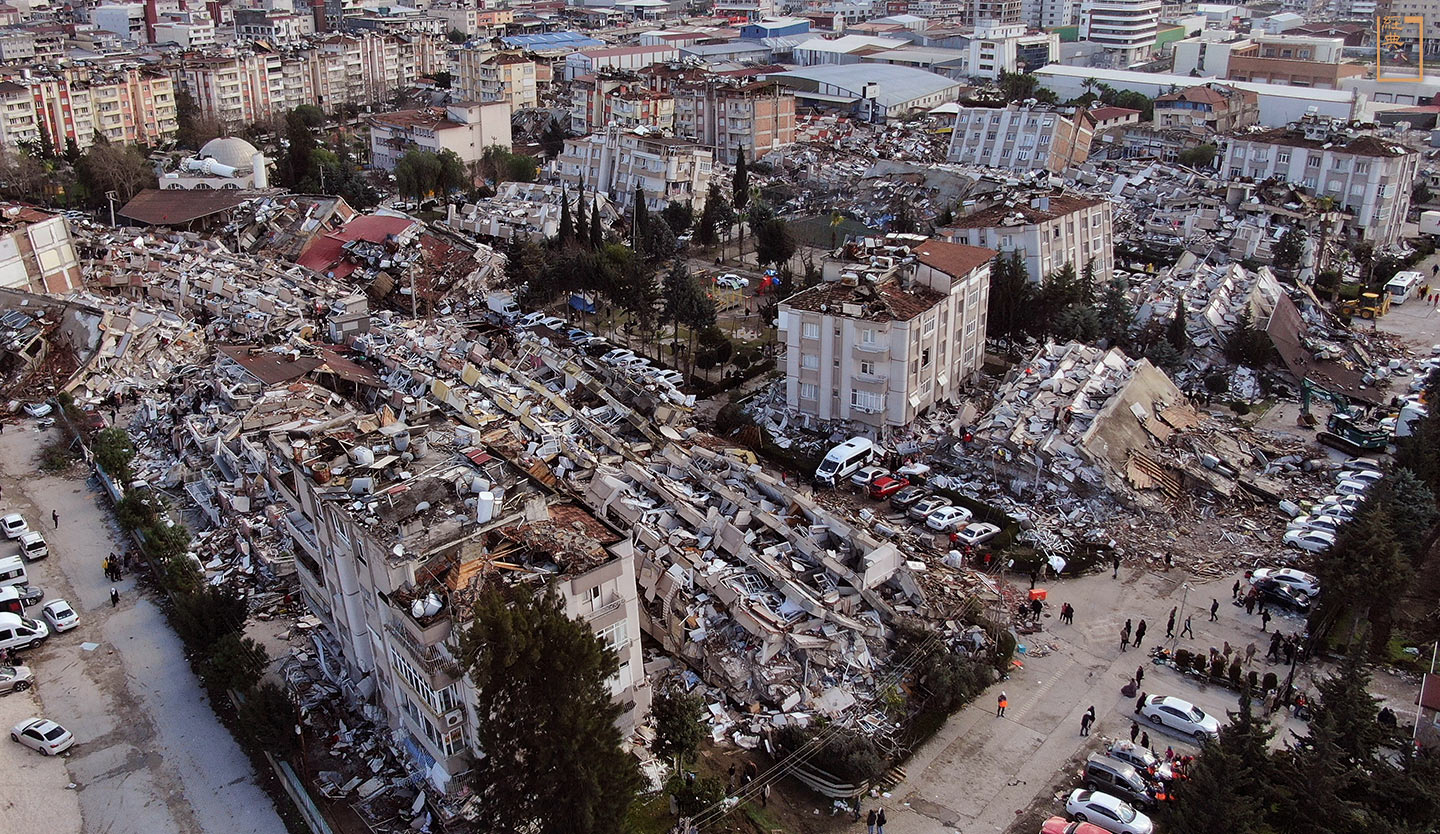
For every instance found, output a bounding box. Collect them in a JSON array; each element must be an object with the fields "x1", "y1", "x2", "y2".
[
  {"x1": 860, "y1": 360, "x2": 876, "y2": 375},
  {"x1": 922, "y1": 348, "x2": 932, "y2": 368},
  {"x1": 801, "y1": 322, "x2": 819, "y2": 339},
  {"x1": 850, "y1": 389, "x2": 884, "y2": 413},
  {"x1": 1277, "y1": 151, "x2": 1290, "y2": 164},
  {"x1": 801, "y1": 353, "x2": 819, "y2": 370},
  {"x1": 923, "y1": 317, "x2": 936, "y2": 335},
  {"x1": 1305, "y1": 155, "x2": 1320, "y2": 168},
  {"x1": 860, "y1": 328, "x2": 877, "y2": 345},
  {"x1": 1355, "y1": 161, "x2": 1370, "y2": 174},
  {"x1": 799, "y1": 382, "x2": 819, "y2": 400},
  {"x1": 597, "y1": 620, "x2": 628, "y2": 652}
]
